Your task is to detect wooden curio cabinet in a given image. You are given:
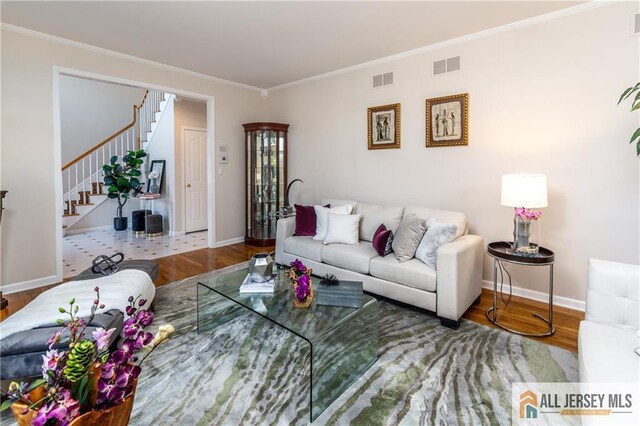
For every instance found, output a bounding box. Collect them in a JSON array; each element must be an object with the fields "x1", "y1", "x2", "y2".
[{"x1": 243, "y1": 122, "x2": 288, "y2": 246}]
